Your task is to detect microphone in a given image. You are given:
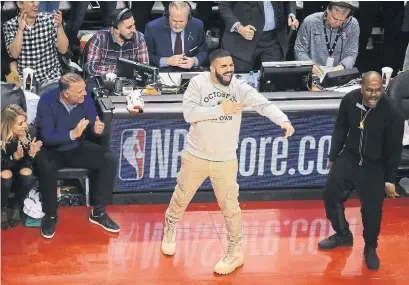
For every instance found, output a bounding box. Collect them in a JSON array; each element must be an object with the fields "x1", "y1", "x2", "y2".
[{"x1": 103, "y1": 80, "x2": 115, "y2": 91}]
